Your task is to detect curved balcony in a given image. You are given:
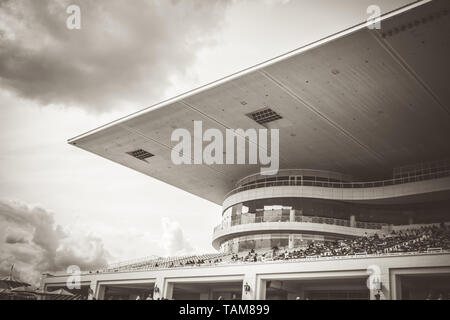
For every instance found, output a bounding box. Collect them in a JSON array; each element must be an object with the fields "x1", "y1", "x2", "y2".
[
  {"x1": 235, "y1": 169, "x2": 354, "y2": 188},
  {"x1": 214, "y1": 215, "x2": 387, "y2": 234},
  {"x1": 223, "y1": 171, "x2": 450, "y2": 211},
  {"x1": 226, "y1": 169, "x2": 450, "y2": 200},
  {"x1": 211, "y1": 219, "x2": 383, "y2": 250}
]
